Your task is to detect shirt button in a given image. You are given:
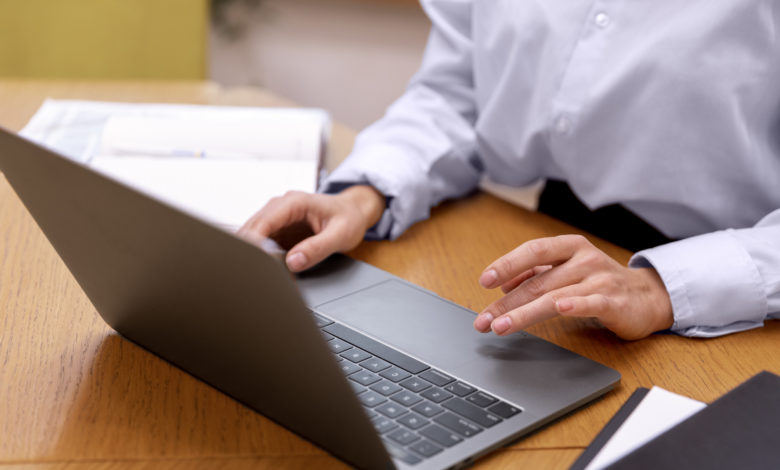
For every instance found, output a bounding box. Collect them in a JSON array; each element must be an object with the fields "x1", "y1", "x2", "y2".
[
  {"x1": 555, "y1": 116, "x2": 571, "y2": 135},
  {"x1": 595, "y1": 12, "x2": 610, "y2": 28}
]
